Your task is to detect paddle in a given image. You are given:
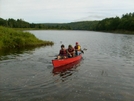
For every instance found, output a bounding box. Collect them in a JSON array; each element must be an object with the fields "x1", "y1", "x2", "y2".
[{"x1": 81, "y1": 50, "x2": 84, "y2": 54}]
